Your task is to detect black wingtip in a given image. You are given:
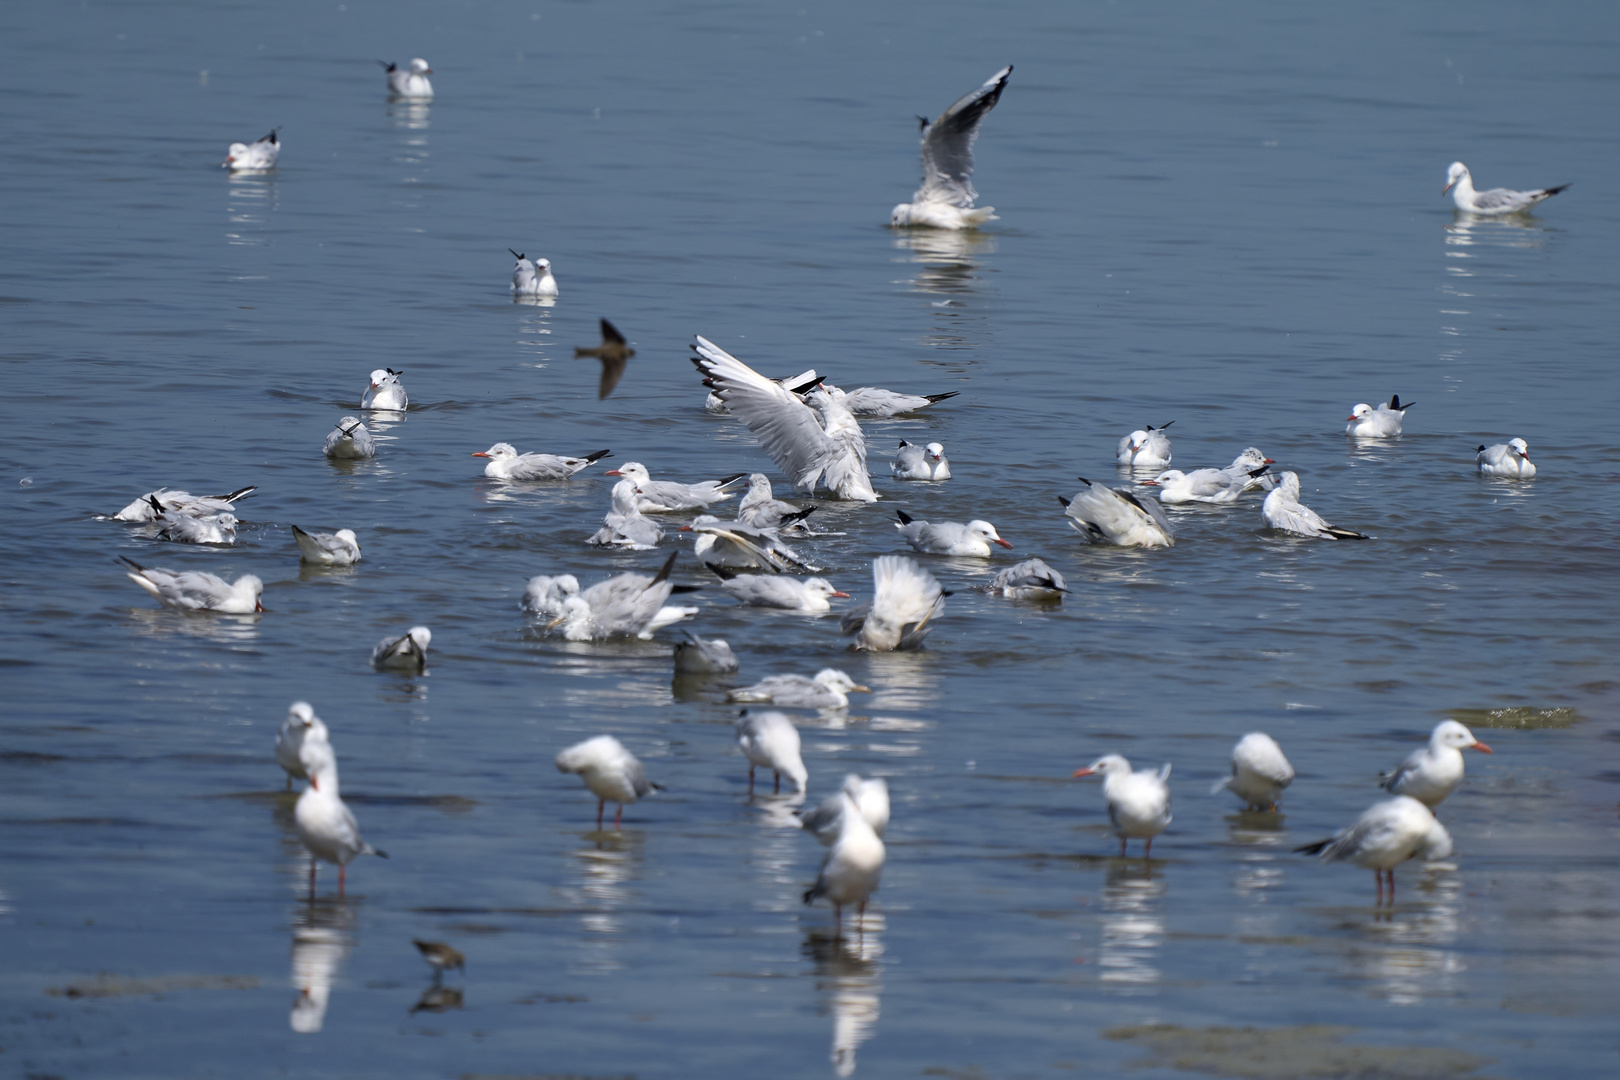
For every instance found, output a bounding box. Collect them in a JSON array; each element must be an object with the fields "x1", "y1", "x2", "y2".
[
  {"x1": 116, "y1": 555, "x2": 144, "y2": 572},
  {"x1": 1542, "y1": 183, "x2": 1571, "y2": 197},
  {"x1": 651, "y1": 551, "x2": 678, "y2": 585},
  {"x1": 1389, "y1": 394, "x2": 1414, "y2": 411},
  {"x1": 716, "y1": 473, "x2": 749, "y2": 487},
  {"x1": 1057, "y1": 495, "x2": 1071, "y2": 508},
  {"x1": 378, "y1": 60, "x2": 395, "y2": 71},
  {"x1": 1476, "y1": 445, "x2": 1487, "y2": 453},
  {"x1": 1076, "y1": 476, "x2": 1092, "y2": 487},
  {"x1": 706, "y1": 562, "x2": 739, "y2": 581},
  {"x1": 583, "y1": 449, "x2": 613, "y2": 463},
  {"x1": 895, "y1": 509, "x2": 913, "y2": 525},
  {"x1": 508, "y1": 248, "x2": 524, "y2": 260},
  {"x1": 924, "y1": 391, "x2": 960, "y2": 404},
  {"x1": 916, "y1": 115, "x2": 931, "y2": 132},
  {"x1": 1293, "y1": 839, "x2": 1331, "y2": 856},
  {"x1": 787, "y1": 375, "x2": 824, "y2": 396}
]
